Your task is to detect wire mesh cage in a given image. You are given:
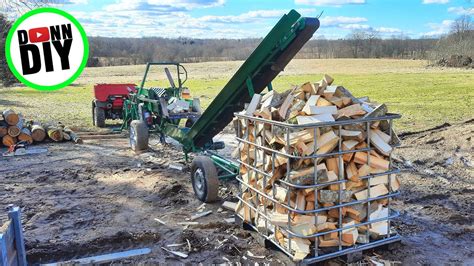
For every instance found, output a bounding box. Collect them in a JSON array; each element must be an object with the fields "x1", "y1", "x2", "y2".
[{"x1": 234, "y1": 112, "x2": 402, "y2": 263}]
